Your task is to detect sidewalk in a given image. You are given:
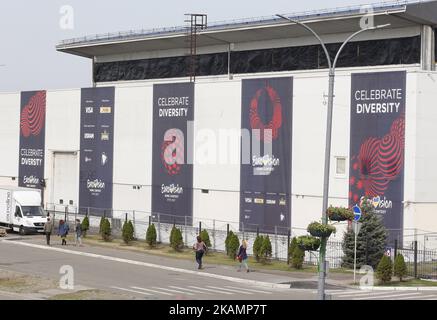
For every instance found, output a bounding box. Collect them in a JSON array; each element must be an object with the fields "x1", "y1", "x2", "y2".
[{"x1": 6, "y1": 235, "x2": 354, "y2": 290}]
